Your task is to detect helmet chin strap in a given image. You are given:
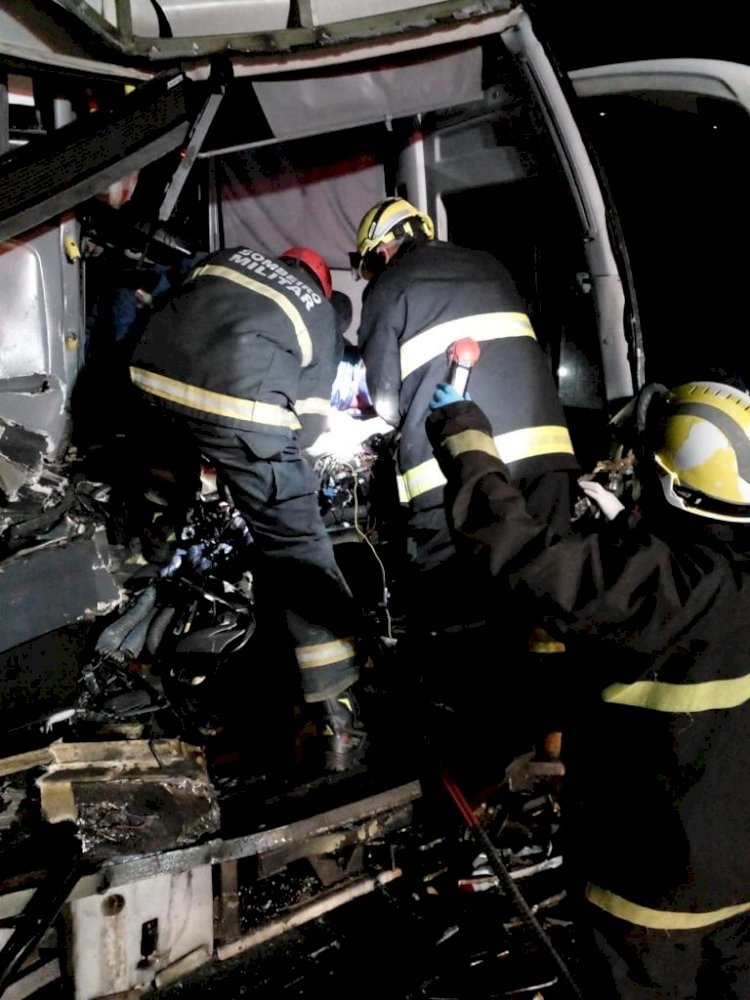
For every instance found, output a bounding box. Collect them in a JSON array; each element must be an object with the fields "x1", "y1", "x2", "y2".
[
  {"x1": 357, "y1": 222, "x2": 430, "y2": 280},
  {"x1": 358, "y1": 248, "x2": 386, "y2": 280}
]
